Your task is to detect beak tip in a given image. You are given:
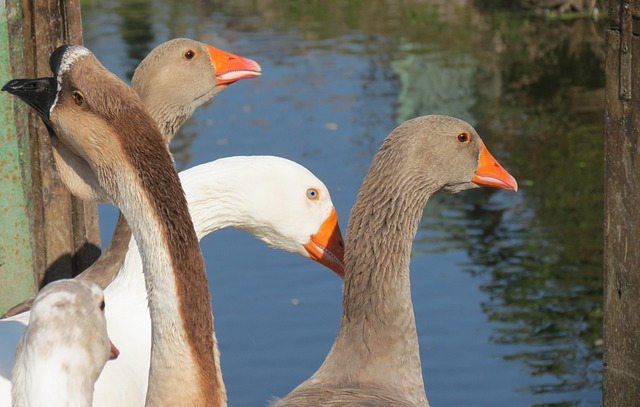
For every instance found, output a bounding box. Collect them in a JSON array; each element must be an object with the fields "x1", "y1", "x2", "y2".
[
  {"x1": 2, "y1": 80, "x2": 17, "y2": 93},
  {"x1": 109, "y1": 340, "x2": 120, "y2": 360},
  {"x1": 474, "y1": 144, "x2": 518, "y2": 193}
]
